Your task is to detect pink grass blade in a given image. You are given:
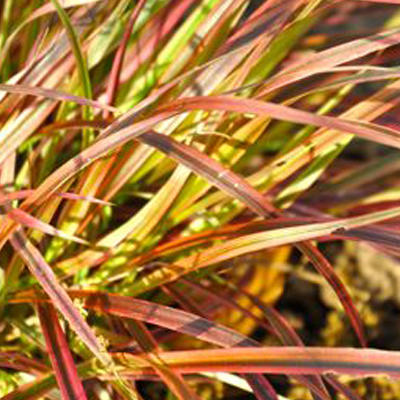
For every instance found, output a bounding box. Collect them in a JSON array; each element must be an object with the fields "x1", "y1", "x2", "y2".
[
  {"x1": 159, "y1": 96, "x2": 400, "y2": 149},
  {"x1": 5, "y1": 345, "x2": 400, "y2": 400},
  {"x1": 118, "y1": 346, "x2": 400, "y2": 378},
  {"x1": 37, "y1": 303, "x2": 88, "y2": 400},
  {"x1": 78, "y1": 290, "x2": 257, "y2": 348},
  {"x1": 6, "y1": 208, "x2": 88, "y2": 245}
]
